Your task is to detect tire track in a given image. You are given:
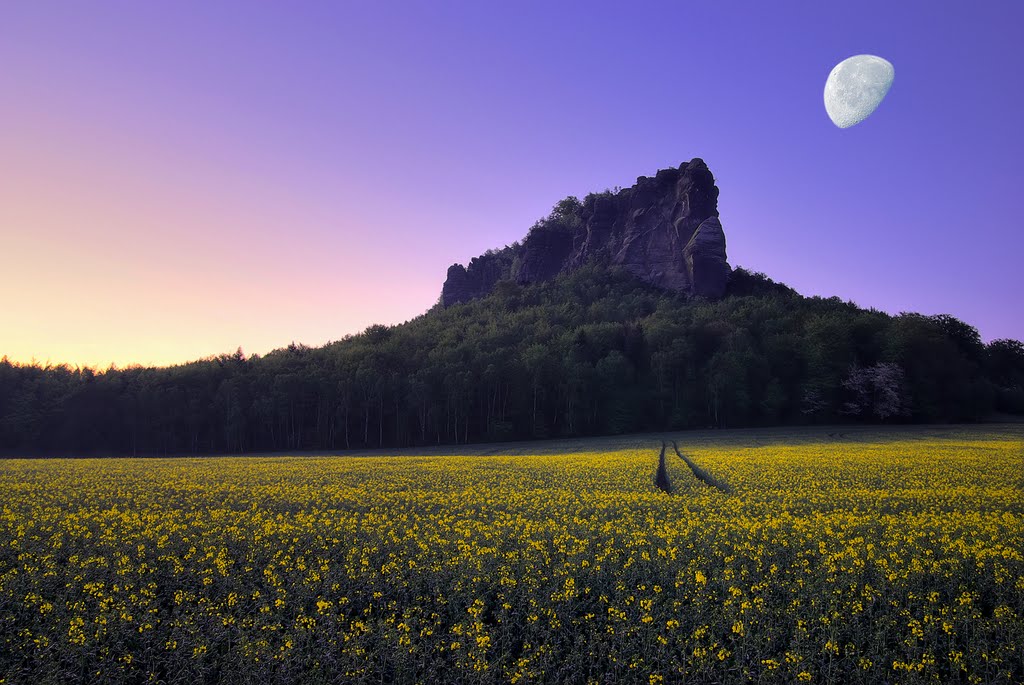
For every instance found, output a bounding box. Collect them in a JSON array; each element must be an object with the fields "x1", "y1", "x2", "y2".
[
  {"x1": 671, "y1": 441, "x2": 732, "y2": 494},
  {"x1": 654, "y1": 441, "x2": 672, "y2": 493}
]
